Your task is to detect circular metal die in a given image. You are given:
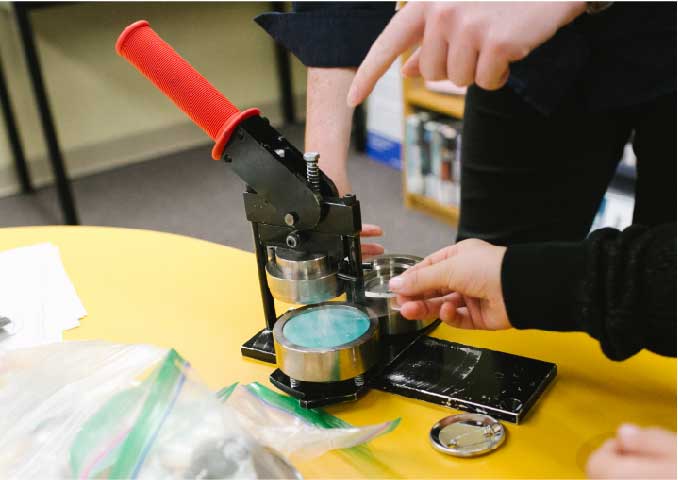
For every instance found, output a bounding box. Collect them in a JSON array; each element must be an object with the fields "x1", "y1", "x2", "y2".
[
  {"x1": 266, "y1": 247, "x2": 343, "y2": 304},
  {"x1": 273, "y1": 302, "x2": 379, "y2": 383},
  {"x1": 430, "y1": 414, "x2": 506, "y2": 457},
  {"x1": 363, "y1": 254, "x2": 436, "y2": 335}
]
